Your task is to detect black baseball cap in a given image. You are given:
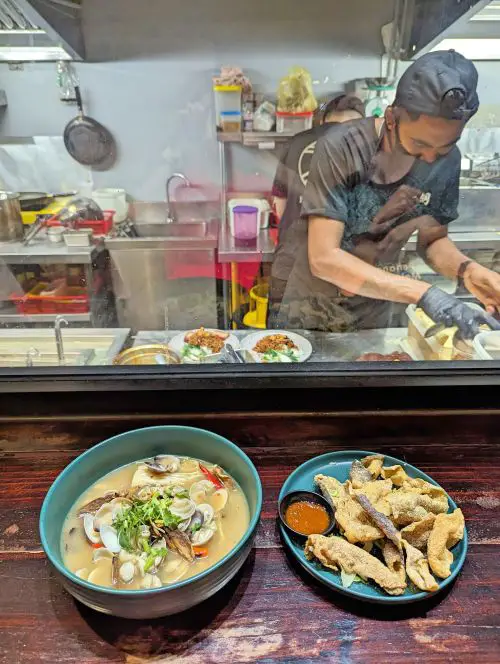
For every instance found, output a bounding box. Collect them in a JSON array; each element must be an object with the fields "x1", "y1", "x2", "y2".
[{"x1": 395, "y1": 50, "x2": 479, "y2": 121}]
